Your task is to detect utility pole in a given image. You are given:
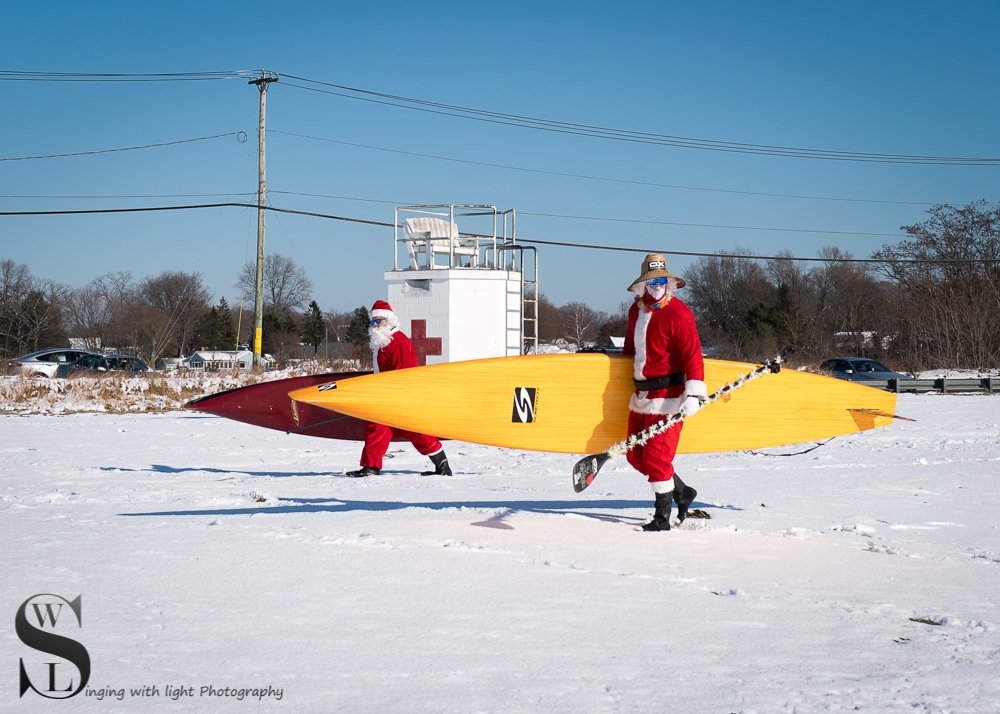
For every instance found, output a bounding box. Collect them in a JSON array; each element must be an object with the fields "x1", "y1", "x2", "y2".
[{"x1": 249, "y1": 70, "x2": 278, "y2": 367}]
